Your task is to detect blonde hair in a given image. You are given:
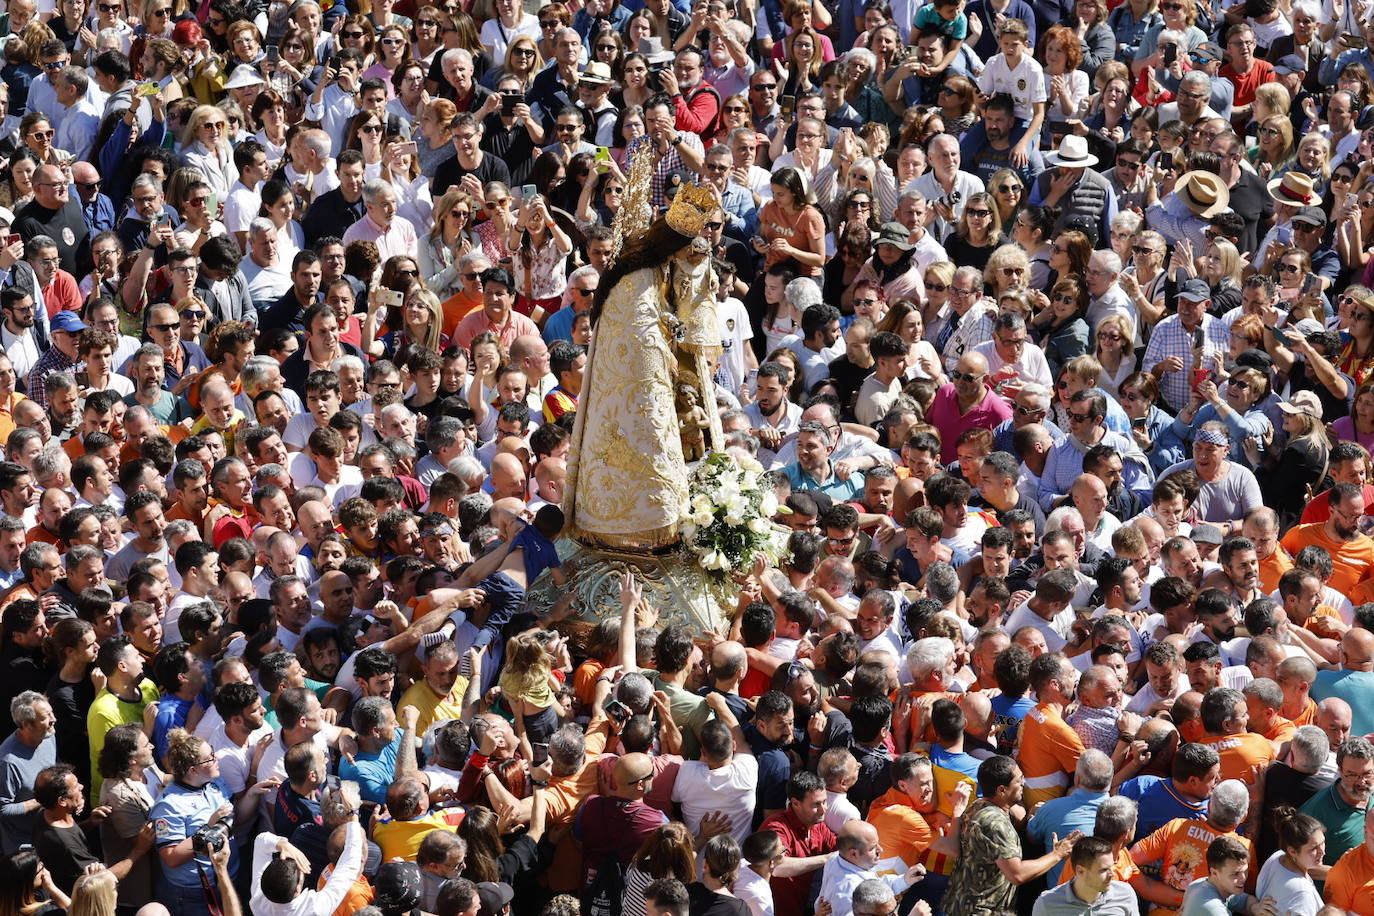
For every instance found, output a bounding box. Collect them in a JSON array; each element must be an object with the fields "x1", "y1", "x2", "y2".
[
  {"x1": 1095, "y1": 313, "x2": 1135, "y2": 353},
  {"x1": 1297, "y1": 132, "x2": 1332, "y2": 179},
  {"x1": 499, "y1": 630, "x2": 553, "y2": 699},
  {"x1": 68, "y1": 869, "x2": 117, "y2": 916},
  {"x1": 165, "y1": 728, "x2": 209, "y2": 780},
  {"x1": 1062, "y1": 354, "x2": 1103, "y2": 386},
  {"x1": 404, "y1": 287, "x2": 445, "y2": 353},
  {"x1": 923, "y1": 260, "x2": 956, "y2": 286},
  {"x1": 1252, "y1": 83, "x2": 1291, "y2": 123},
  {"x1": 182, "y1": 104, "x2": 230, "y2": 156},
  {"x1": 1206, "y1": 238, "x2": 1244, "y2": 287}
]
